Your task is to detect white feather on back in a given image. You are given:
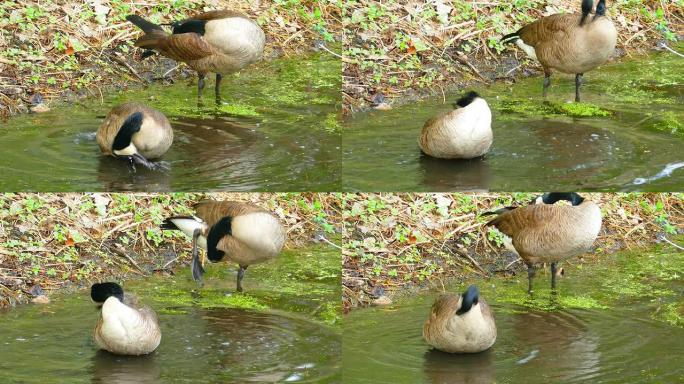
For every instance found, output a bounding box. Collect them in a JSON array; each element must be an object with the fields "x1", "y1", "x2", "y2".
[
  {"x1": 168, "y1": 217, "x2": 208, "y2": 249},
  {"x1": 231, "y1": 212, "x2": 285, "y2": 255},
  {"x1": 204, "y1": 18, "x2": 265, "y2": 59},
  {"x1": 515, "y1": 39, "x2": 538, "y2": 60},
  {"x1": 95, "y1": 297, "x2": 161, "y2": 355},
  {"x1": 420, "y1": 97, "x2": 493, "y2": 159}
]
